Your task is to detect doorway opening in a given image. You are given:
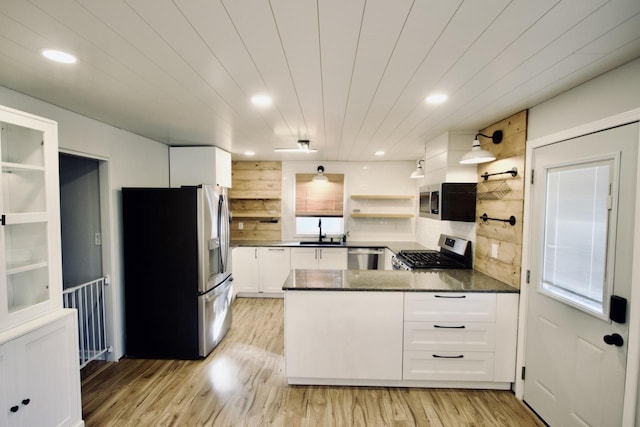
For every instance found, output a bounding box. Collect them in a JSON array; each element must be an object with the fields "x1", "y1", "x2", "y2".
[{"x1": 59, "y1": 152, "x2": 113, "y2": 367}]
